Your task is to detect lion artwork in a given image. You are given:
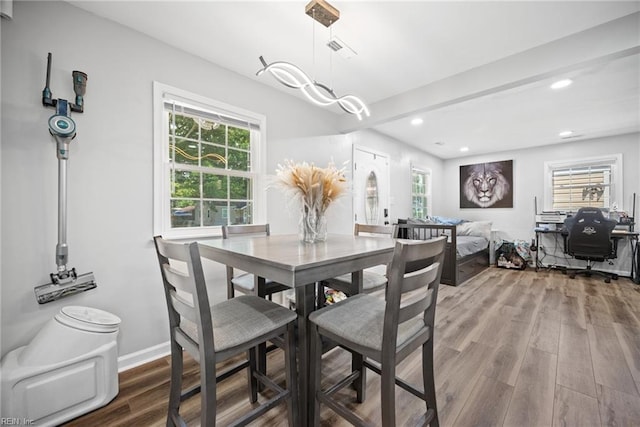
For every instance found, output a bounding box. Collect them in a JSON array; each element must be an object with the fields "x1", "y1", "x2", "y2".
[{"x1": 461, "y1": 161, "x2": 512, "y2": 208}]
